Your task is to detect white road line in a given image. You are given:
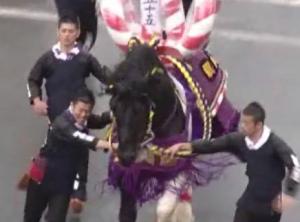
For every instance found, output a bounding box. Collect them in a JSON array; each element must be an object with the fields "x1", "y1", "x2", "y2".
[
  {"x1": 1, "y1": 5, "x2": 300, "y2": 48},
  {"x1": 225, "y1": 0, "x2": 300, "y2": 6},
  {"x1": 213, "y1": 29, "x2": 300, "y2": 47},
  {"x1": 0, "y1": 6, "x2": 57, "y2": 21}
]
